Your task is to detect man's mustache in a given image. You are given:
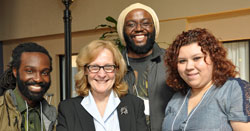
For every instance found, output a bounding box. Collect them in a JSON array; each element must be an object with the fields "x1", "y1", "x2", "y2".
[{"x1": 25, "y1": 81, "x2": 48, "y2": 87}]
